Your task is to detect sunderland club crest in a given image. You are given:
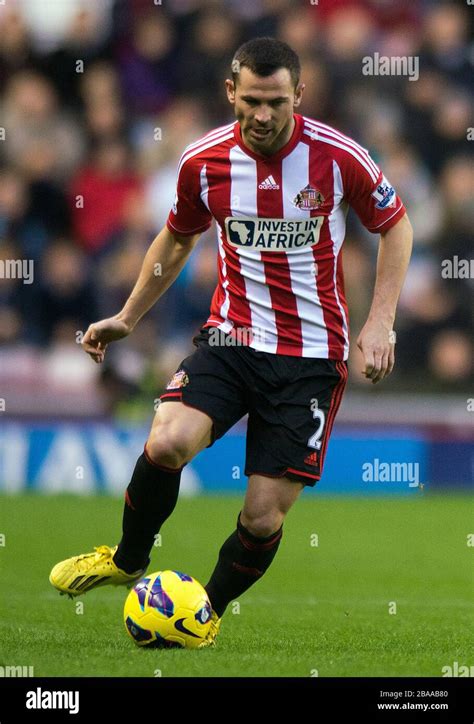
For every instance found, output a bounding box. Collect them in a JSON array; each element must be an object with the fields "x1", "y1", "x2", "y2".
[
  {"x1": 166, "y1": 369, "x2": 189, "y2": 390},
  {"x1": 293, "y1": 184, "x2": 325, "y2": 210}
]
